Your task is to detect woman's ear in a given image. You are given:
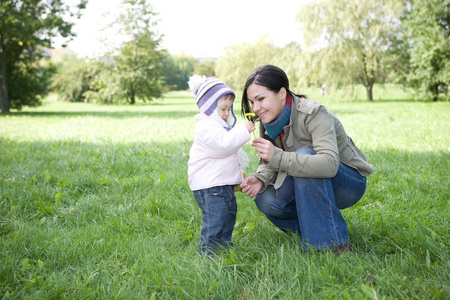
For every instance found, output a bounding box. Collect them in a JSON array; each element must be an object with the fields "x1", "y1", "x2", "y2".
[{"x1": 279, "y1": 87, "x2": 287, "y2": 102}]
